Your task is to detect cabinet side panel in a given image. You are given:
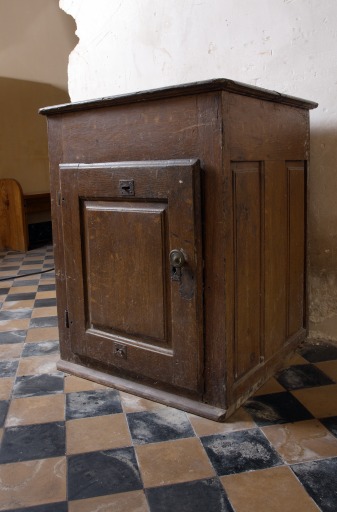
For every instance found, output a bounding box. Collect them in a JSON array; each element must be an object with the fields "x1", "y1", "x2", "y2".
[
  {"x1": 228, "y1": 94, "x2": 309, "y2": 161},
  {"x1": 264, "y1": 161, "x2": 288, "y2": 359},
  {"x1": 232, "y1": 162, "x2": 262, "y2": 378}
]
